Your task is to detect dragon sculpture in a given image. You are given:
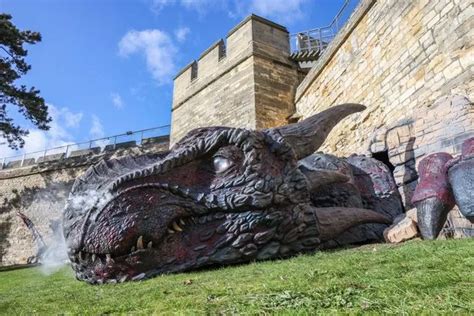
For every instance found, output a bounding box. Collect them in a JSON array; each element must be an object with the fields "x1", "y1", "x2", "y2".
[{"x1": 64, "y1": 104, "x2": 403, "y2": 284}]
